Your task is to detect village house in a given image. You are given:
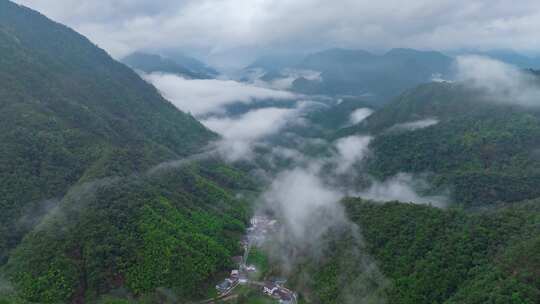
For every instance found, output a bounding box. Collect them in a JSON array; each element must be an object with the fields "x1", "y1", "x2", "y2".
[
  {"x1": 262, "y1": 282, "x2": 279, "y2": 296},
  {"x1": 216, "y1": 279, "x2": 232, "y2": 294}
]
